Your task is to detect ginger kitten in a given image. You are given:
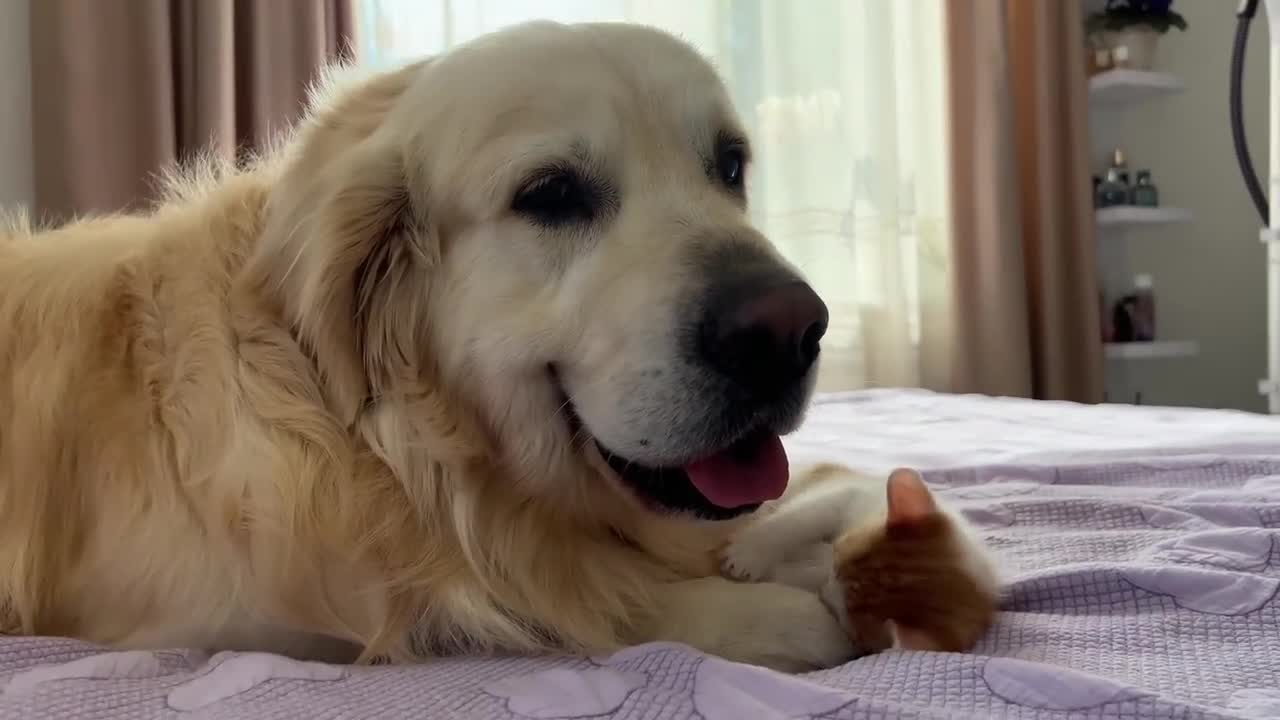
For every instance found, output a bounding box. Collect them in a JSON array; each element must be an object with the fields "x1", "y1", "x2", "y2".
[{"x1": 721, "y1": 465, "x2": 1000, "y2": 654}]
